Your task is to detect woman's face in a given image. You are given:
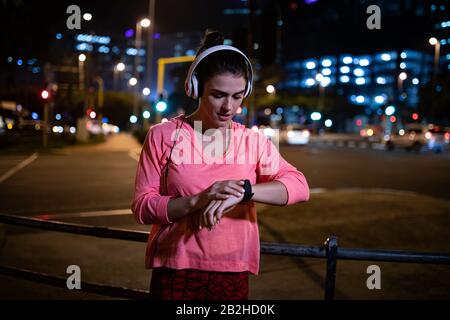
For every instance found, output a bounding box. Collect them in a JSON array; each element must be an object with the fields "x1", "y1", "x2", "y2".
[{"x1": 198, "y1": 72, "x2": 247, "y2": 129}]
